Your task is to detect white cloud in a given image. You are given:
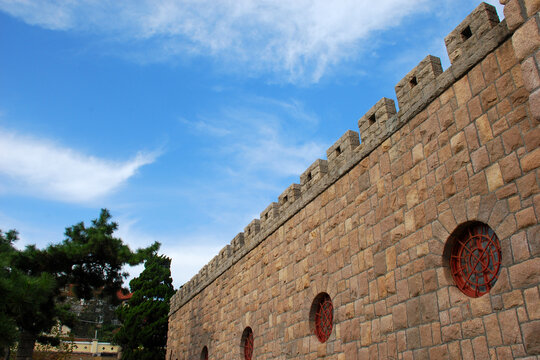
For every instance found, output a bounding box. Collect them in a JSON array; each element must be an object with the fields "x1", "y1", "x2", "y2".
[
  {"x1": 183, "y1": 97, "x2": 328, "y2": 177},
  {"x1": 114, "y1": 217, "x2": 222, "y2": 288},
  {"x1": 0, "y1": 211, "x2": 55, "y2": 249},
  {"x1": 233, "y1": 125, "x2": 326, "y2": 177},
  {"x1": 178, "y1": 117, "x2": 232, "y2": 137},
  {"x1": 164, "y1": 244, "x2": 223, "y2": 288},
  {"x1": 0, "y1": 1, "x2": 508, "y2": 82},
  {"x1": 123, "y1": 244, "x2": 222, "y2": 289},
  {"x1": 0, "y1": 128, "x2": 158, "y2": 203},
  {"x1": 0, "y1": 0, "x2": 434, "y2": 81}
]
